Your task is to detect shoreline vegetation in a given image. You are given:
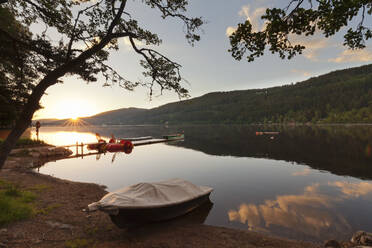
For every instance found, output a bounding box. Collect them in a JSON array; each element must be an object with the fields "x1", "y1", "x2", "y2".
[
  {"x1": 0, "y1": 141, "x2": 369, "y2": 247},
  {"x1": 0, "y1": 179, "x2": 36, "y2": 226},
  {"x1": 0, "y1": 138, "x2": 47, "y2": 148}
]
